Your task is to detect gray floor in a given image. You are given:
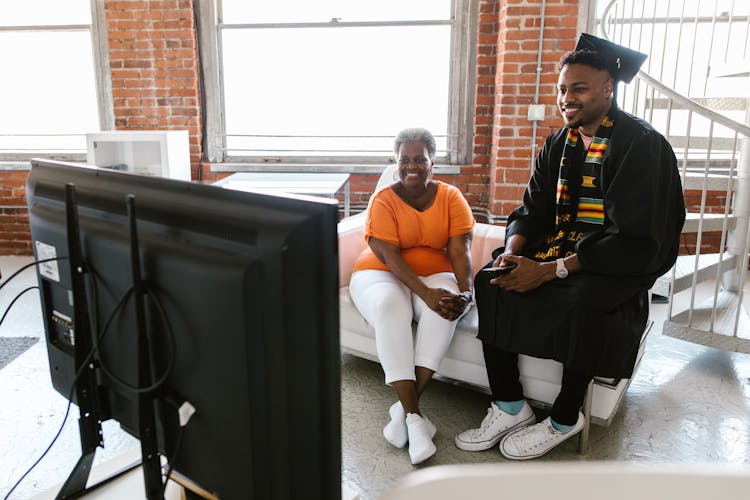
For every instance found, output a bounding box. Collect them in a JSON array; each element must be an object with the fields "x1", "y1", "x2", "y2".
[{"x1": 1, "y1": 255, "x2": 749, "y2": 499}]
